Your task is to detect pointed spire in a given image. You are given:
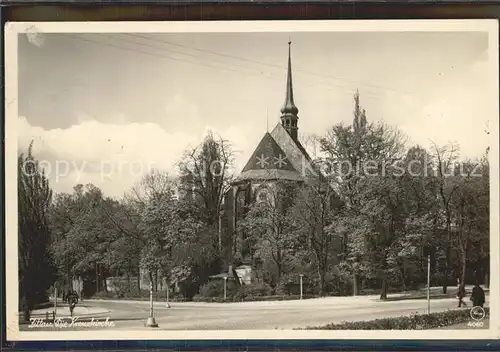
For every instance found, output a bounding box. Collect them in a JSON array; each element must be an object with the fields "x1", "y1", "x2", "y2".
[{"x1": 280, "y1": 40, "x2": 299, "y2": 117}]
